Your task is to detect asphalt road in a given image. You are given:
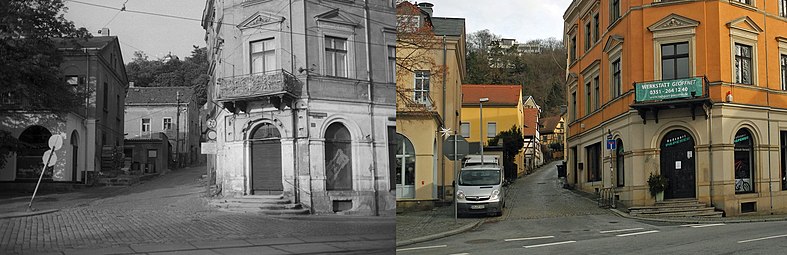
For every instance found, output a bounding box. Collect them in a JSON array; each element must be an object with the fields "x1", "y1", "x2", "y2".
[{"x1": 396, "y1": 161, "x2": 787, "y2": 254}]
